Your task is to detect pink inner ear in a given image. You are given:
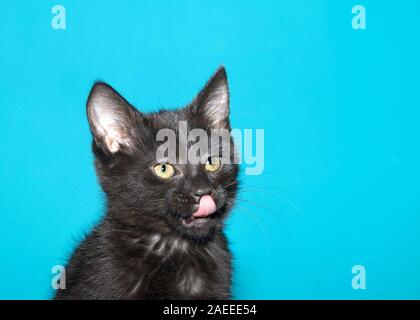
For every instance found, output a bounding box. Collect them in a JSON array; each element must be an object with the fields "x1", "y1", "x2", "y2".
[
  {"x1": 88, "y1": 83, "x2": 135, "y2": 154},
  {"x1": 101, "y1": 124, "x2": 132, "y2": 153},
  {"x1": 105, "y1": 135, "x2": 121, "y2": 153},
  {"x1": 192, "y1": 195, "x2": 217, "y2": 218}
]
